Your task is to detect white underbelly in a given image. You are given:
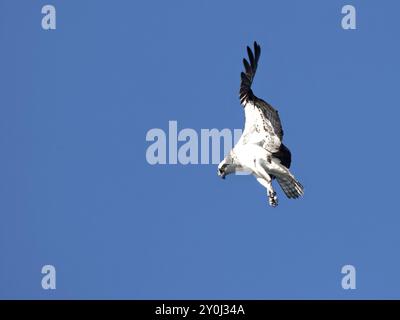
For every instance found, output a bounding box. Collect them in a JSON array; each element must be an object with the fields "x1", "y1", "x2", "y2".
[{"x1": 233, "y1": 144, "x2": 272, "y2": 170}]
